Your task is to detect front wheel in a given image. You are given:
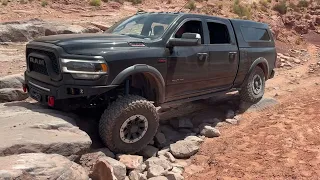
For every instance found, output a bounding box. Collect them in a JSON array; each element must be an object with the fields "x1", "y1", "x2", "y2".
[
  {"x1": 99, "y1": 95, "x2": 159, "y2": 153},
  {"x1": 240, "y1": 66, "x2": 266, "y2": 103}
]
